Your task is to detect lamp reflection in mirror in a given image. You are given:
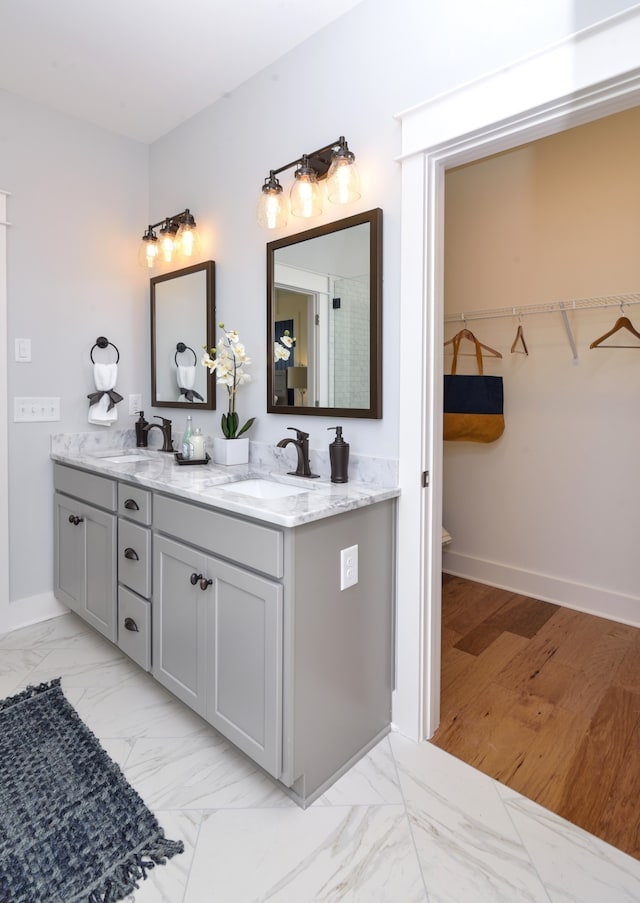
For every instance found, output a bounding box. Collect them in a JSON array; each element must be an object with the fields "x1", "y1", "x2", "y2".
[
  {"x1": 138, "y1": 209, "x2": 200, "y2": 269},
  {"x1": 257, "y1": 136, "x2": 360, "y2": 230},
  {"x1": 287, "y1": 365, "x2": 308, "y2": 405}
]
